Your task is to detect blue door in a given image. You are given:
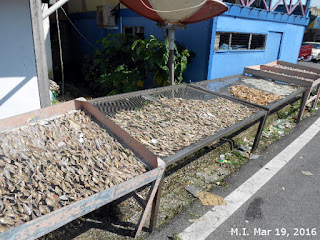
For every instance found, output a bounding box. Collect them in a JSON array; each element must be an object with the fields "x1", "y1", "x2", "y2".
[{"x1": 265, "y1": 31, "x2": 283, "y2": 62}]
